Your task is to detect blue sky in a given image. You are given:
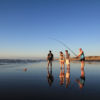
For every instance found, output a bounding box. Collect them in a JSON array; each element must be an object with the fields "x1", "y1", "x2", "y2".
[{"x1": 0, "y1": 0, "x2": 100, "y2": 58}]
